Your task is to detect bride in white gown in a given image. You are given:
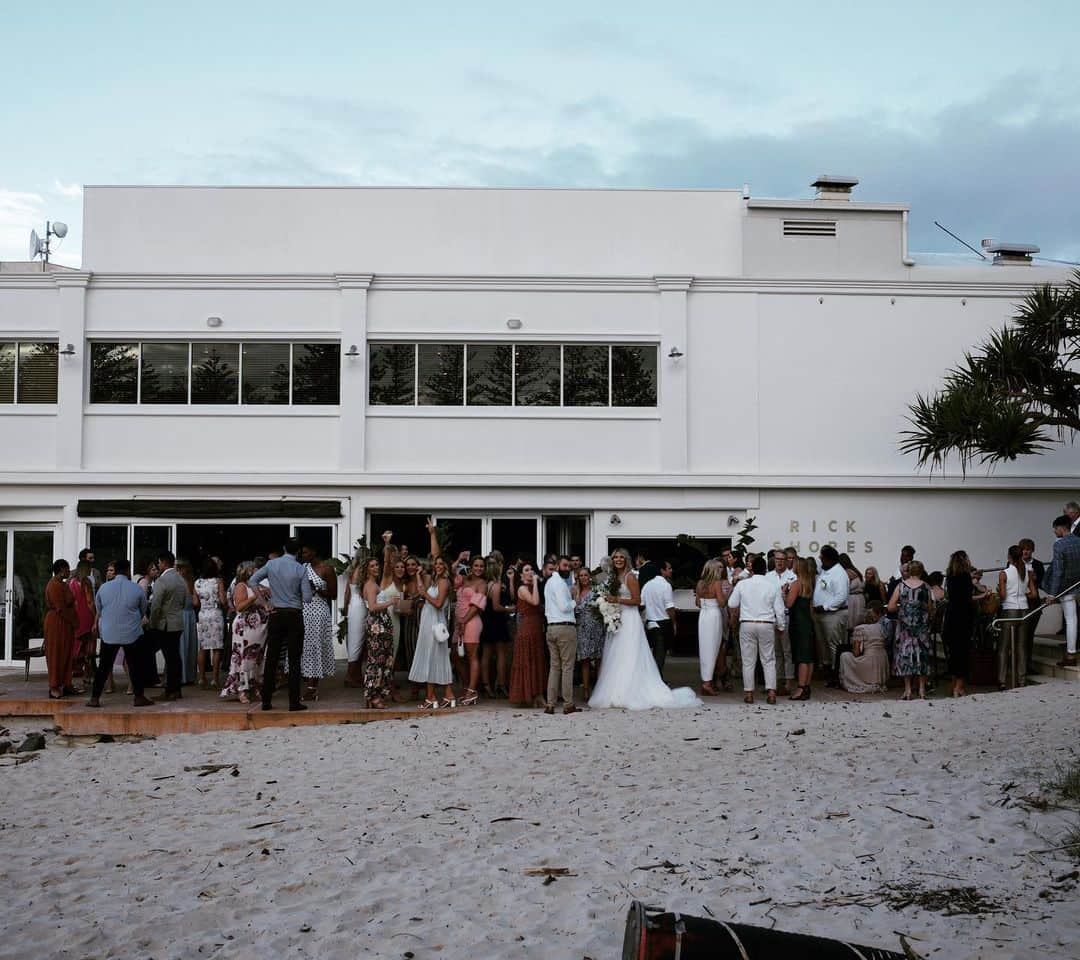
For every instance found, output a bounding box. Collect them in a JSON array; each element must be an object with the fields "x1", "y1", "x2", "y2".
[{"x1": 588, "y1": 549, "x2": 701, "y2": 710}]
